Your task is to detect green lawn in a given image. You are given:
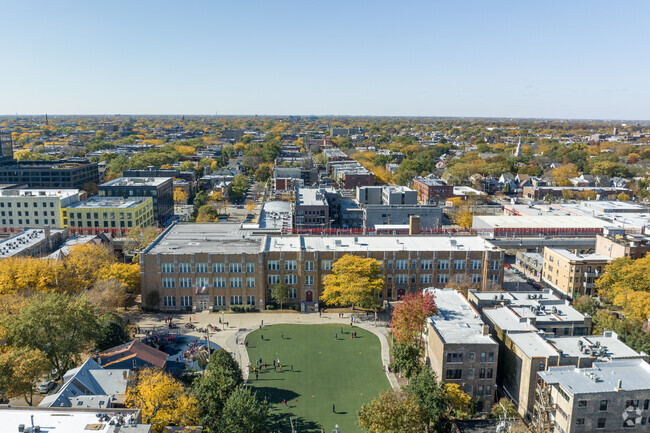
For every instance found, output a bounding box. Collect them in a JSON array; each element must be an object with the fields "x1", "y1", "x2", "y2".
[{"x1": 245, "y1": 324, "x2": 390, "y2": 433}]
